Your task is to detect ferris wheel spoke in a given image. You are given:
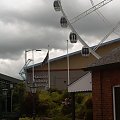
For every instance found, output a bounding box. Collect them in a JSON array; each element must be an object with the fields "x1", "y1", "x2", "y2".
[
  {"x1": 70, "y1": 0, "x2": 114, "y2": 24},
  {"x1": 53, "y1": 0, "x2": 101, "y2": 59}
]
